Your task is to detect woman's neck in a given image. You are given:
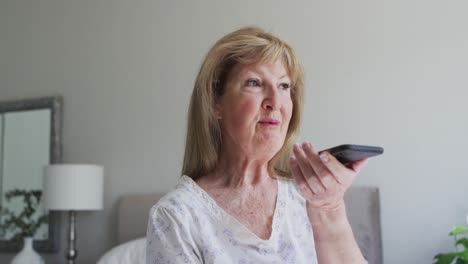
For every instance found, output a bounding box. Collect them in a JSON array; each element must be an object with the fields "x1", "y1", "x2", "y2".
[{"x1": 217, "y1": 145, "x2": 275, "y2": 183}]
